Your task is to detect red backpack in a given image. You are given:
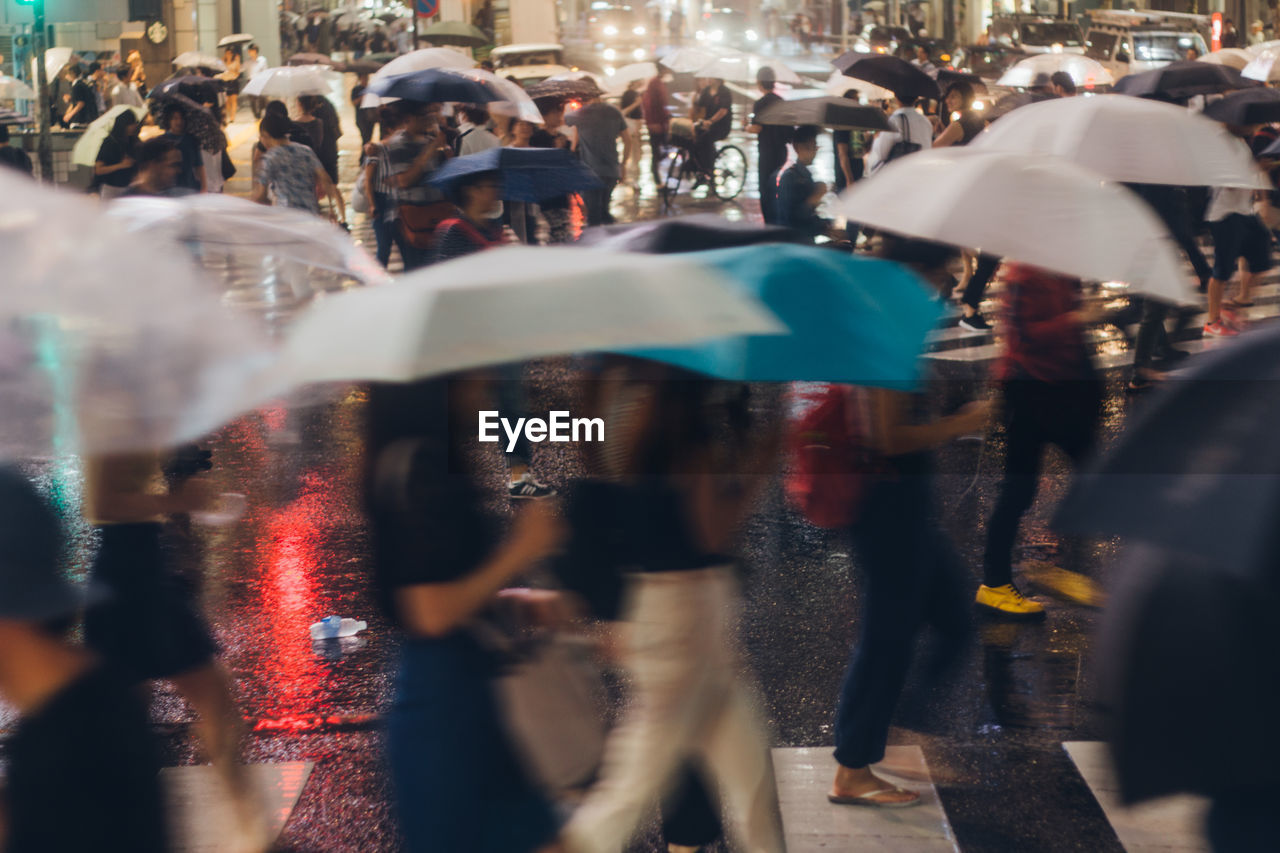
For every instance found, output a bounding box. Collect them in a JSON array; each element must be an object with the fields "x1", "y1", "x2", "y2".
[{"x1": 784, "y1": 383, "x2": 882, "y2": 529}]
